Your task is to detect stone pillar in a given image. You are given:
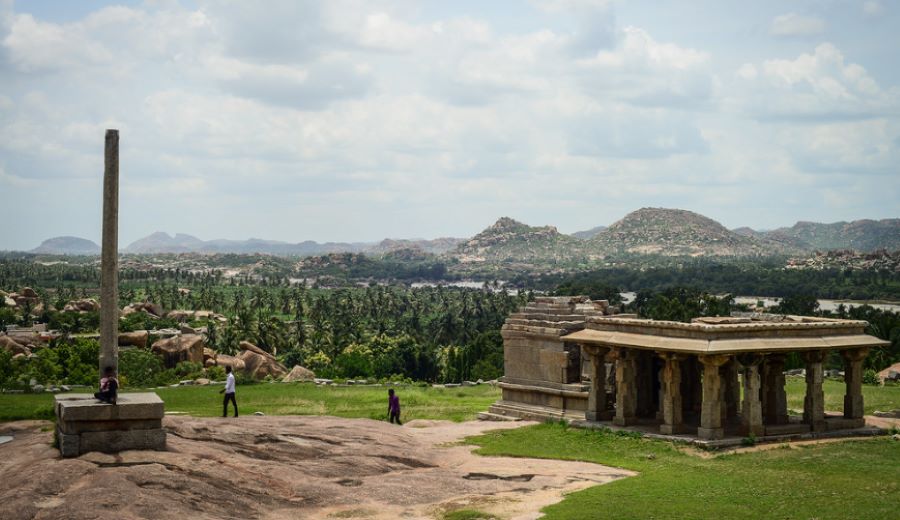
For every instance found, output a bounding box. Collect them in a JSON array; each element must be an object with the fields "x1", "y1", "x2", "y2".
[
  {"x1": 723, "y1": 360, "x2": 740, "y2": 424},
  {"x1": 612, "y1": 348, "x2": 638, "y2": 426},
  {"x1": 842, "y1": 348, "x2": 868, "y2": 420},
  {"x1": 763, "y1": 354, "x2": 788, "y2": 425},
  {"x1": 698, "y1": 355, "x2": 729, "y2": 440},
  {"x1": 802, "y1": 350, "x2": 827, "y2": 432},
  {"x1": 659, "y1": 353, "x2": 684, "y2": 435},
  {"x1": 99, "y1": 129, "x2": 119, "y2": 376},
  {"x1": 738, "y1": 354, "x2": 764, "y2": 437},
  {"x1": 636, "y1": 351, "x2": 655, "y2": 418},
  {"x1": 583, "y1": 345, "x2": 612, "y2": 421}
]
